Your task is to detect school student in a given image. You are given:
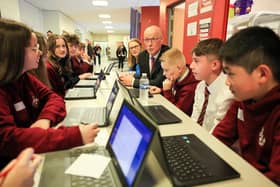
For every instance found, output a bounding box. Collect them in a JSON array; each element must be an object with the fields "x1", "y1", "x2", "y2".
[
  {"x1": 46, "y1": 34, "x2": 91, "y2": 97},
  {"x1": 190, "y1": 38, "x2": 233, "y2": 132},
  {"x1": 212, "y1": 26, "x2": 280, "y2": 185},
  {"x1": 150, "y1": 48, "x2": 198, "y2": 115},
  {"x1": 28, "y1": 32, "x2": 52, "y2": 88},
  {"x1": 0, "y1": 18, "x2": 99, "y2": 169},
  {"x1": 63, "y1": 34, "x2": 93, "y2": 75},
  {"x1": 0, "y1": 148, "x2": 41, "y2": 187}
]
